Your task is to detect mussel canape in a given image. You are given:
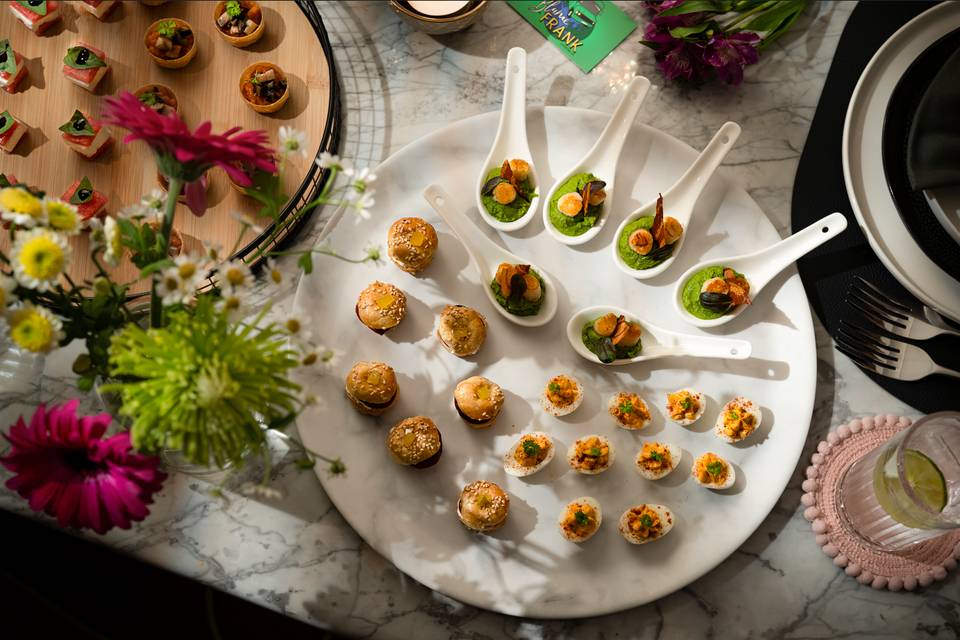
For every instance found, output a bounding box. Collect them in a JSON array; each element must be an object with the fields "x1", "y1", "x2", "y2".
[
  {"x1": 387, "y1": 217, "x2": 438, "y2": 274},
  {"x1": 490, "y1": 262, "x2": 544, "y2": 316},
  {"x1": 457, "y1": 480, "x2": 509, "y2": 533},
  {"x1": 618, "y1": 504, "x2": 674, "y2": 544},
  {"x1": 681, "y1": 266, "x2": 751, "y2": 320},
  {"x1": 666, "y1": 389, "x2": 705, "y2": 426},
  {"x1": 145, "y1": 18, "x2": 197, "y2": 69},
  {"x1": 436, "y1": 304, "x2": 486, "y2": 356},
  {"x1": 548, "y1": 172, "x2": 606, "y2": 237},
  {"x1": 714, "y1": 396, "x2": 760, "y2": 443},
  {"x1": 581, "y1": 312, "x2": 642, "y2": 363},
  {"x1": 345, "y1": 361, "x2": 398, "y2": 416},
  {"x1": 240, "y1": 61, "x2": 289, "y2": 113},
  {"x1": 0, "y1": 39, "x2": 27, "y2": 93},
  {"x1": 692, "y1": 451, "x2": 735, "y2": 489},
  {"x1": 386, "y1": 416, "x2": 442, "y2": 468},
  {"x1": 568, "y1": 434, "x2": 614, "y2": 475},
  {"x1": 0, "y1": 110, "x2": 26, "y2": 154},
  {"x1": 558, "y1": 497, "x2": 601, "y2": 543},
  {"x1": 135, "y1": 83, "x2": 179, "y2": 116},
  {"x1": 541, "y1": 374, "x2": 582, "y2": 417},
  {"x1": 454, "y1": 376, "x2": 503, "y2": 428},
  {"x1": 635, "y1": 442, "x2": 680, "y2": 480},
  {"x1": 356, "y1": 281, "x2": 406, "y2": 334},
  {"x1": 480, "y1": 159, "x2": 536, "y2": 223},
  {"x1": 503, "y1": 432, "x2": 553, "y2": 477},
  {"x1": 608, "y1": 391, "x2": 651, "y2": 430},
  {"x1": 214, "y1": 0, "x2": 265, "y2": 48},
  {"x1": 618, "y1": 194, "x2": 685, "y2": 270}
]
